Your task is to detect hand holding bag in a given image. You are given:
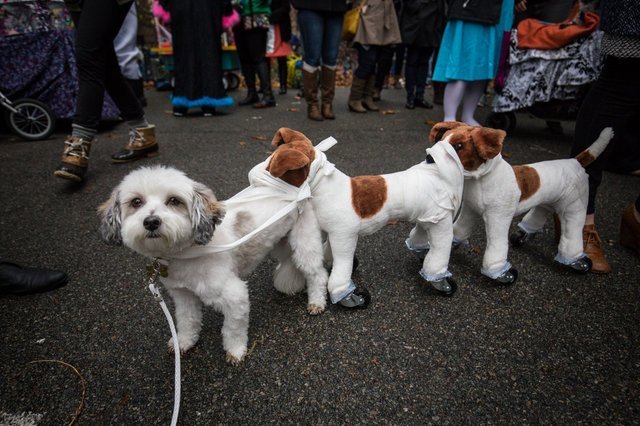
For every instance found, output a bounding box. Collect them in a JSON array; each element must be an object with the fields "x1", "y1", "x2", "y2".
[{"x1": 342, "y1": 0, "x2": 367, "y2": 41}]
